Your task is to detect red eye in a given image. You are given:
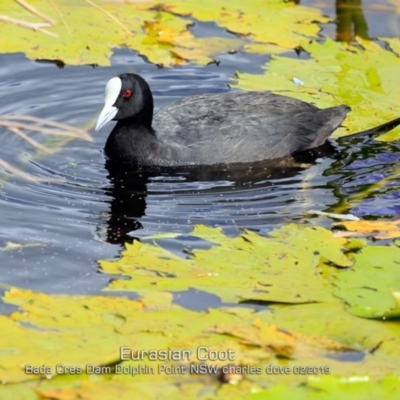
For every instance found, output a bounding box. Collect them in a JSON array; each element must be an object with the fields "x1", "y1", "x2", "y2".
[{"x1": 123, "y1": 90, "x2": 133, "y2": 98}]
